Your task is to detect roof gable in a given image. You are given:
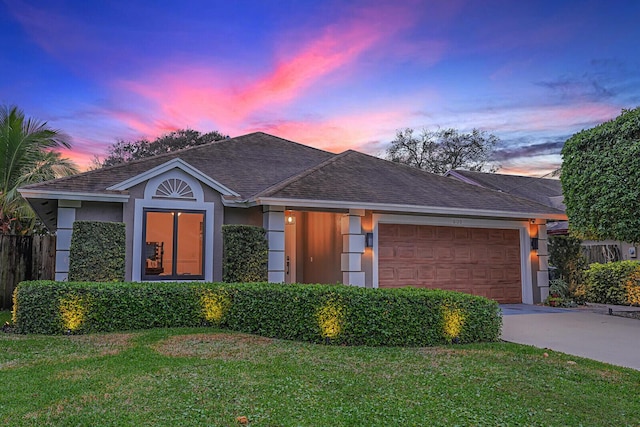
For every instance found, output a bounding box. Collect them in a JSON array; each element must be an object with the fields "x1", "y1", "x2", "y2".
[
  {"x1": 107, "y1": 158, "x2": 239, "y2": 196},
  {"x1": 19, "y1": 132, "x2": 335, "y2": 198}
]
